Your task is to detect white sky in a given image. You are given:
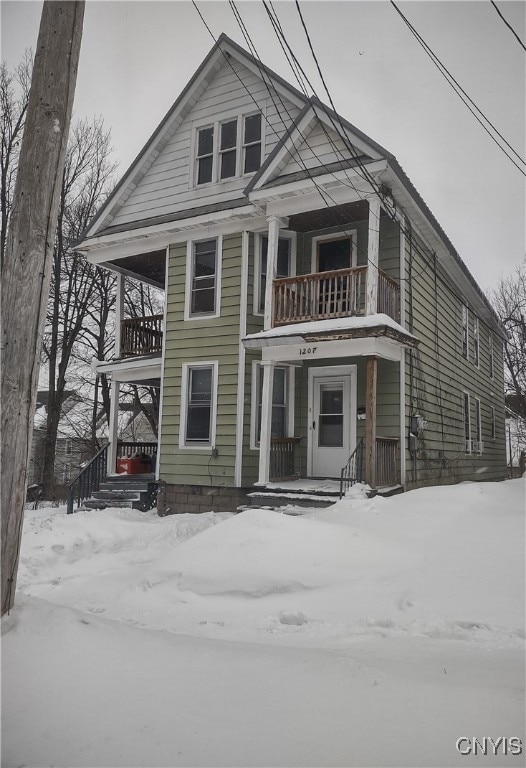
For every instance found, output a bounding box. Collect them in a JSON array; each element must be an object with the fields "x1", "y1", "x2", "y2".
[{"x1": 2, "y1": 0, "x2": 525, "y2": 292}]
